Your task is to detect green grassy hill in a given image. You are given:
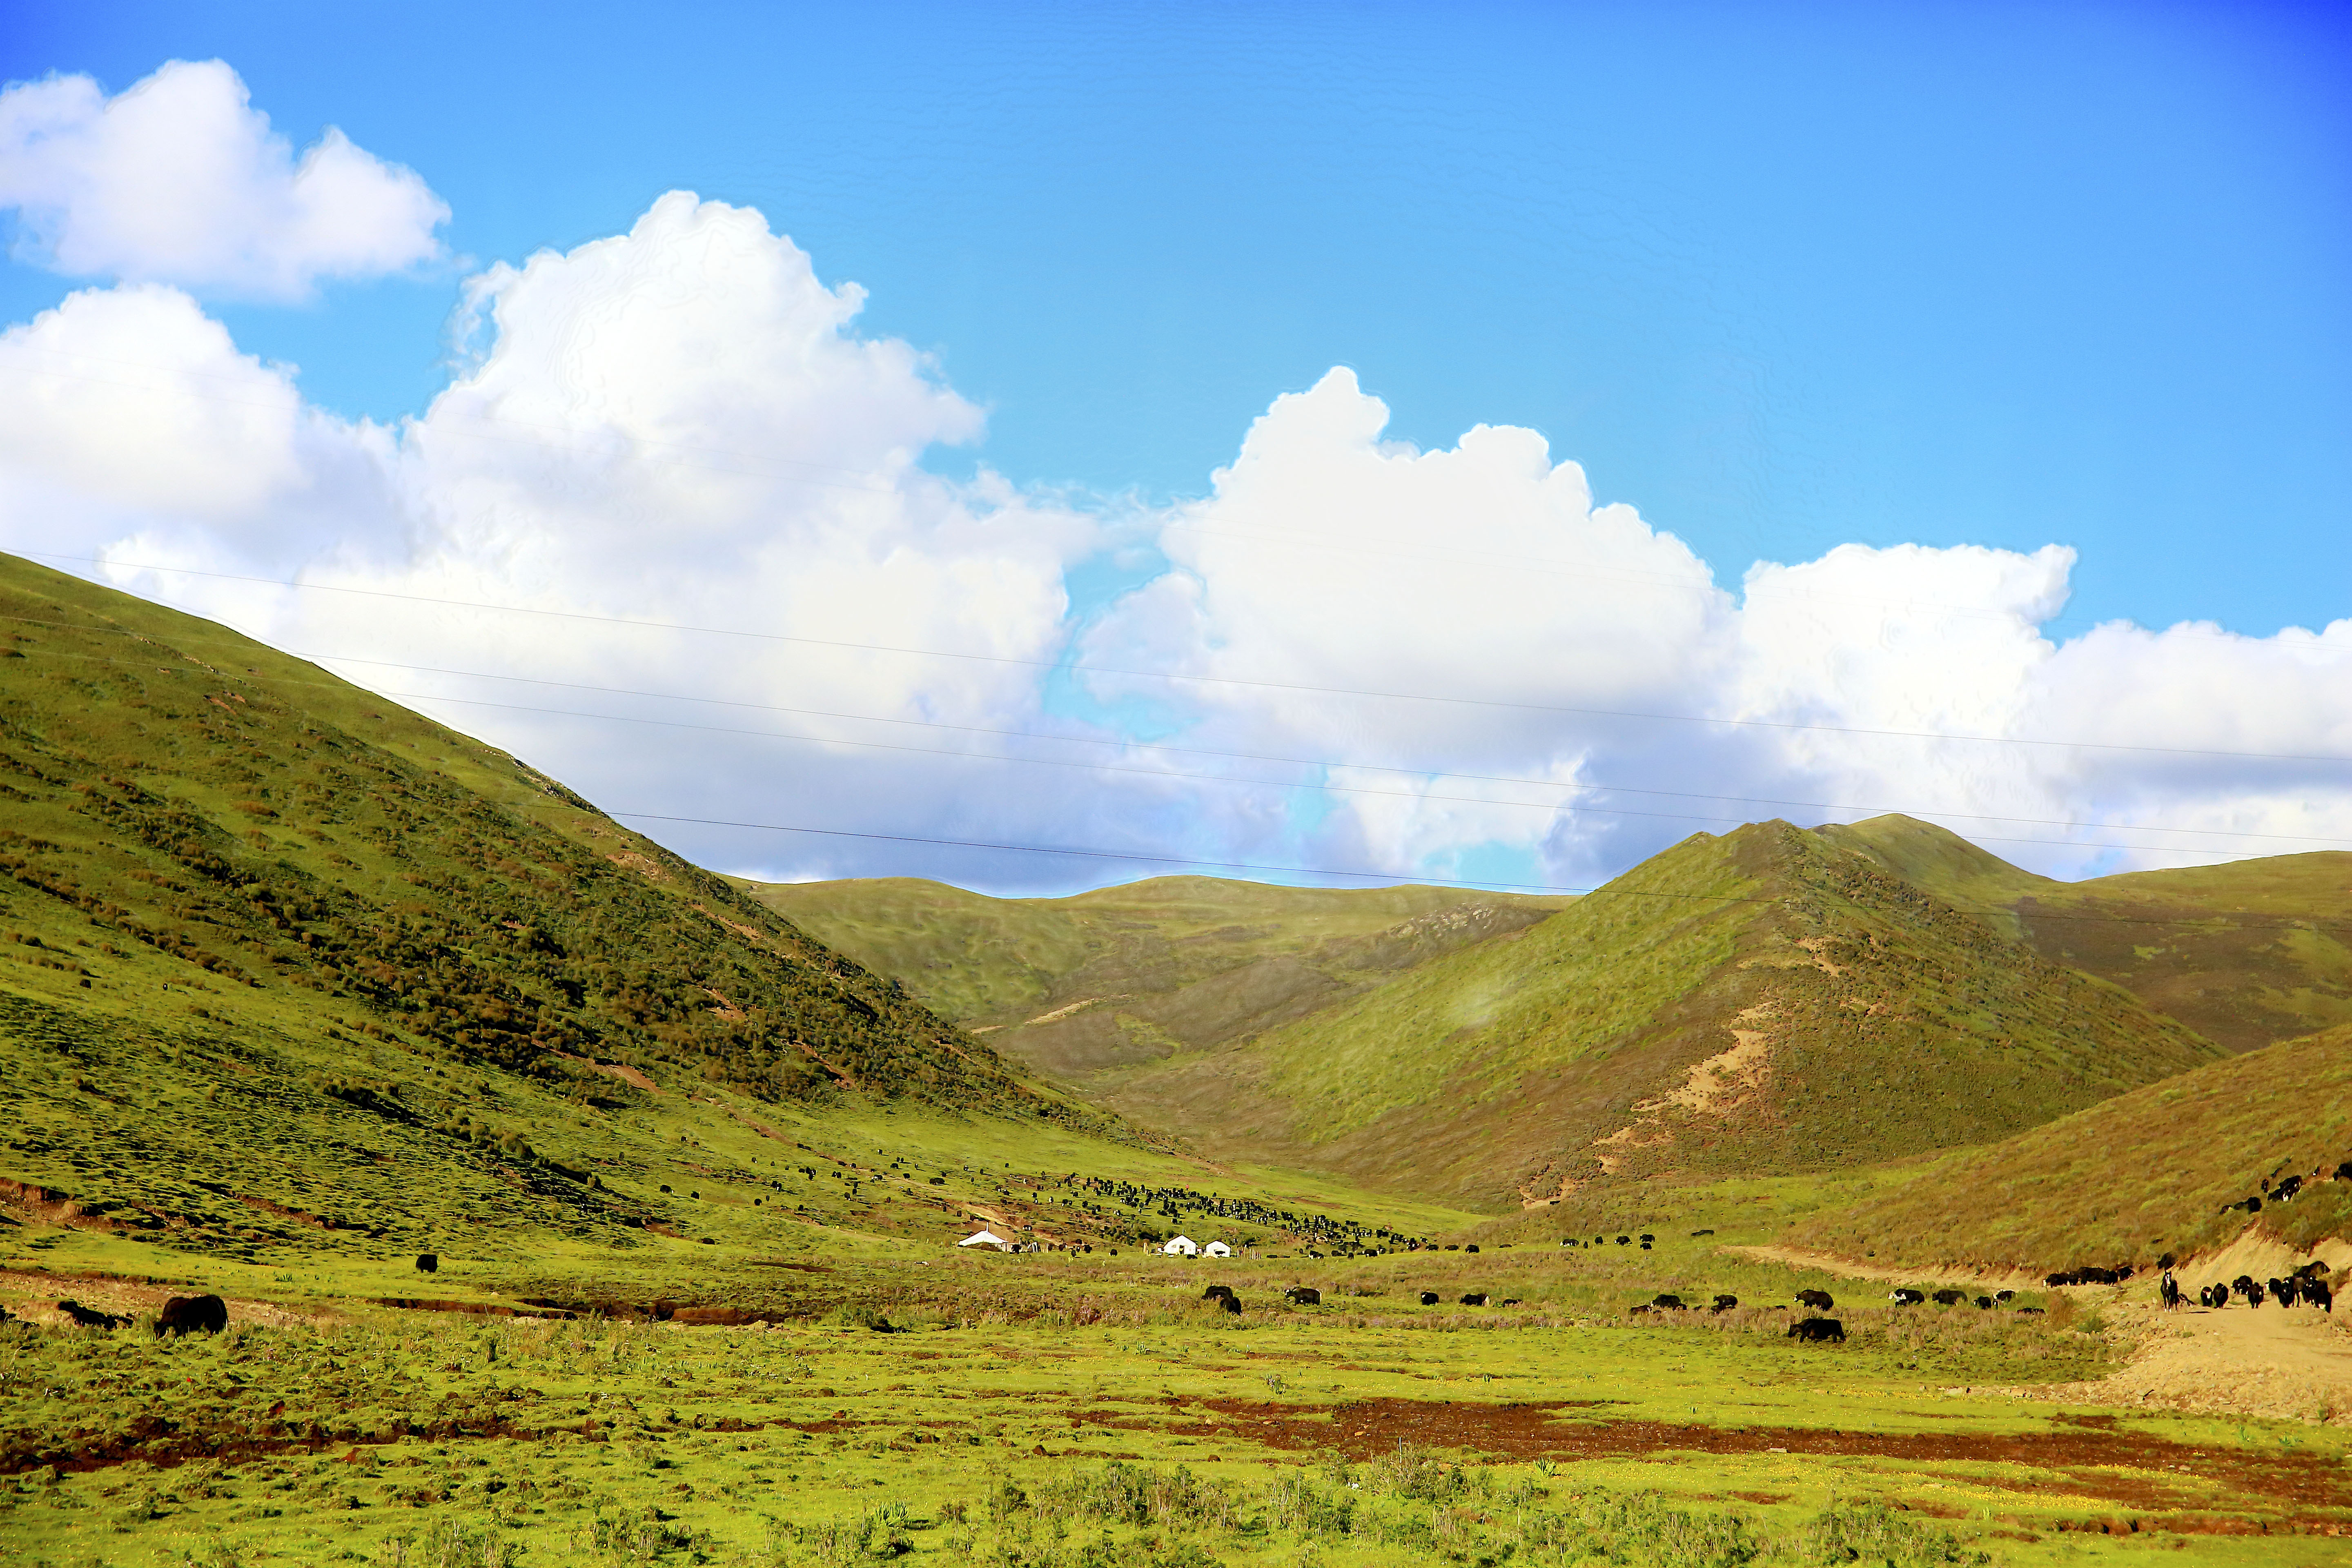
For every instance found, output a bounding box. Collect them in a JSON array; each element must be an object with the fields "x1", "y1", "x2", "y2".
[
  {"x1": 1789, "y1": 1020, "x2": 2352, "y2": 1272},
  {"x1": 744, "y1": 874, "x2": 1570, "y2": 1035},
  {"x1": 1823, "y1": 814, "x2": 2352, "y2": 1053},
  {"x1": 0, "y1": 555, "x2": 1486, "y2": 1269},
  {"x1": 2008, "y1": 853, "x2": 2352, "y2": 1053},
  {"x1": 791, "y1": 819, "x2": 2209, "y2": 1209}
]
